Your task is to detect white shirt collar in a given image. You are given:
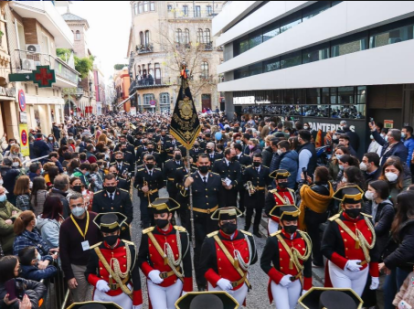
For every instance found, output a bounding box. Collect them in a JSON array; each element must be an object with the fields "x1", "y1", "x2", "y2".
[
  {"x1": 225, "y1": 158, "x2": 231, "y2": 165},
  {"x1": 197, "y1": 171, "x2": 209, "y2": 181}
]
